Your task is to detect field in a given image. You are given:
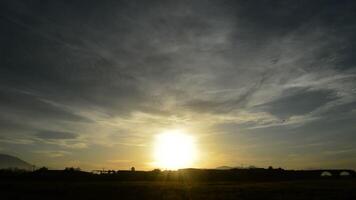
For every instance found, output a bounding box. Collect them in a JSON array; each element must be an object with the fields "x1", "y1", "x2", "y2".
[{"x1": 1, "y1": 179, "x2": 356, "y2": 200}]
